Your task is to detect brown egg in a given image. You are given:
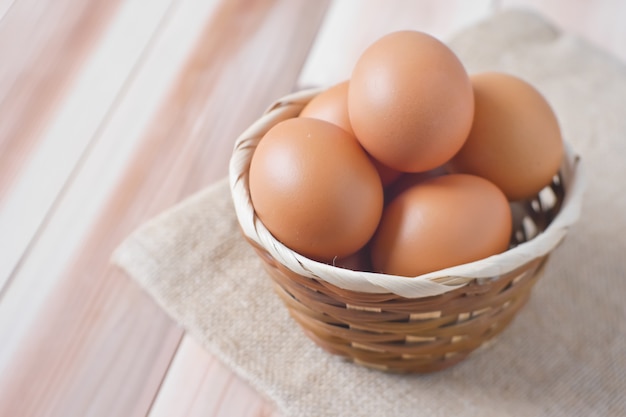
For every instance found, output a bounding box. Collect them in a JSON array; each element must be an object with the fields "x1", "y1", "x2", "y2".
[
  {"x1": 300, "y1": 81, "x2": 354, "y2": 135},
  {"x1": 300, "y1": 81, "x2": 402, "y2": 186},
  {"x1": 448, "y1": 72, "x2": 564, "y2": 201},
  {"x1": 249, "y1": 117, "x2": 384, "y2": 262},
  {"x1": 348, "y1": 30, "x2": 474, "y2": 173},
  {"x1": 371, "y1": 174, "x2": 512, "y2": 277}
]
